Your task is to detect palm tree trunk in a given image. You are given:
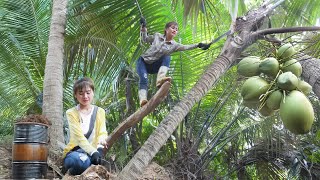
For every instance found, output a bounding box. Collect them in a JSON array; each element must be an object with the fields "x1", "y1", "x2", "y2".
[
  {"x1": 43, "y1": 0, "x2": 68, "y2": 155},
  {"x1": 117, "y1": 1, "x2": 287, "y2": 179},
  {"x1": 299, "y1": 54, "x2": 320, "y2": 97},
  {"x1": 105, "y1": 82, "x2": 171, "y2": 149}
]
